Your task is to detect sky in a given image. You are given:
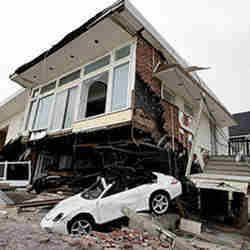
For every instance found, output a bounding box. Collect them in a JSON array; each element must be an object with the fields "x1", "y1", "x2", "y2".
[{"x1": 0, "y1": 0, "x2": 249, "y2": 114}]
